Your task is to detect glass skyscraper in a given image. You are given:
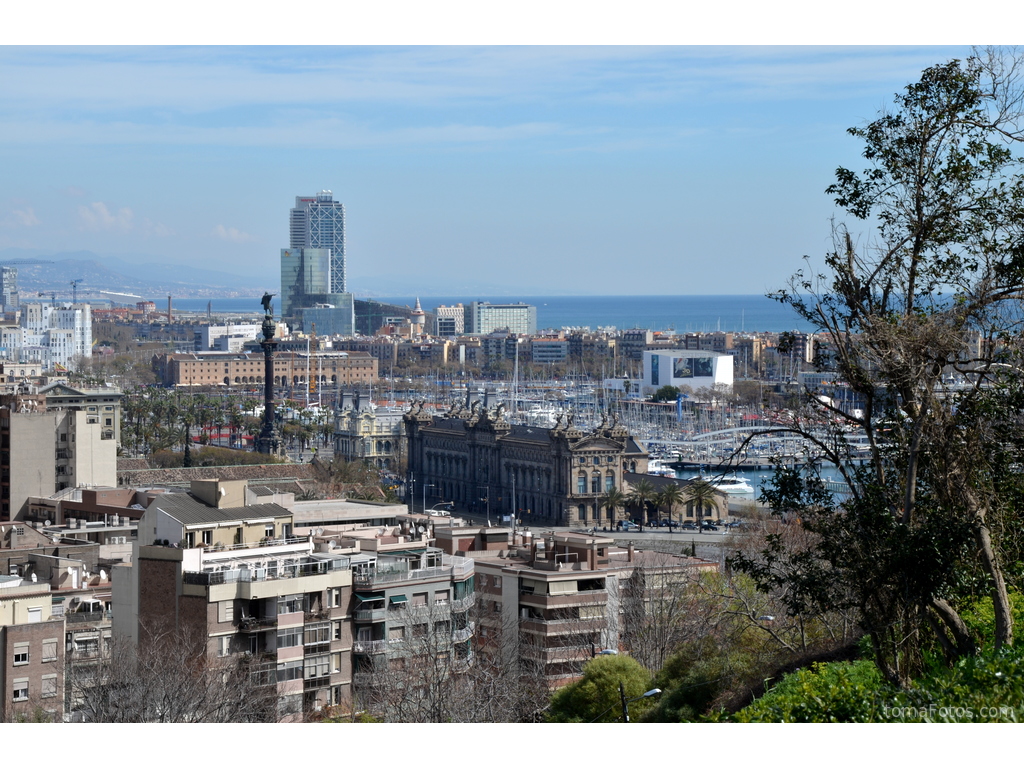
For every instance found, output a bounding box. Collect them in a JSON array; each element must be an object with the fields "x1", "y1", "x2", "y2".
[{"x1": 290, "y1": 191, "x2": 346, "y2": 292}]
